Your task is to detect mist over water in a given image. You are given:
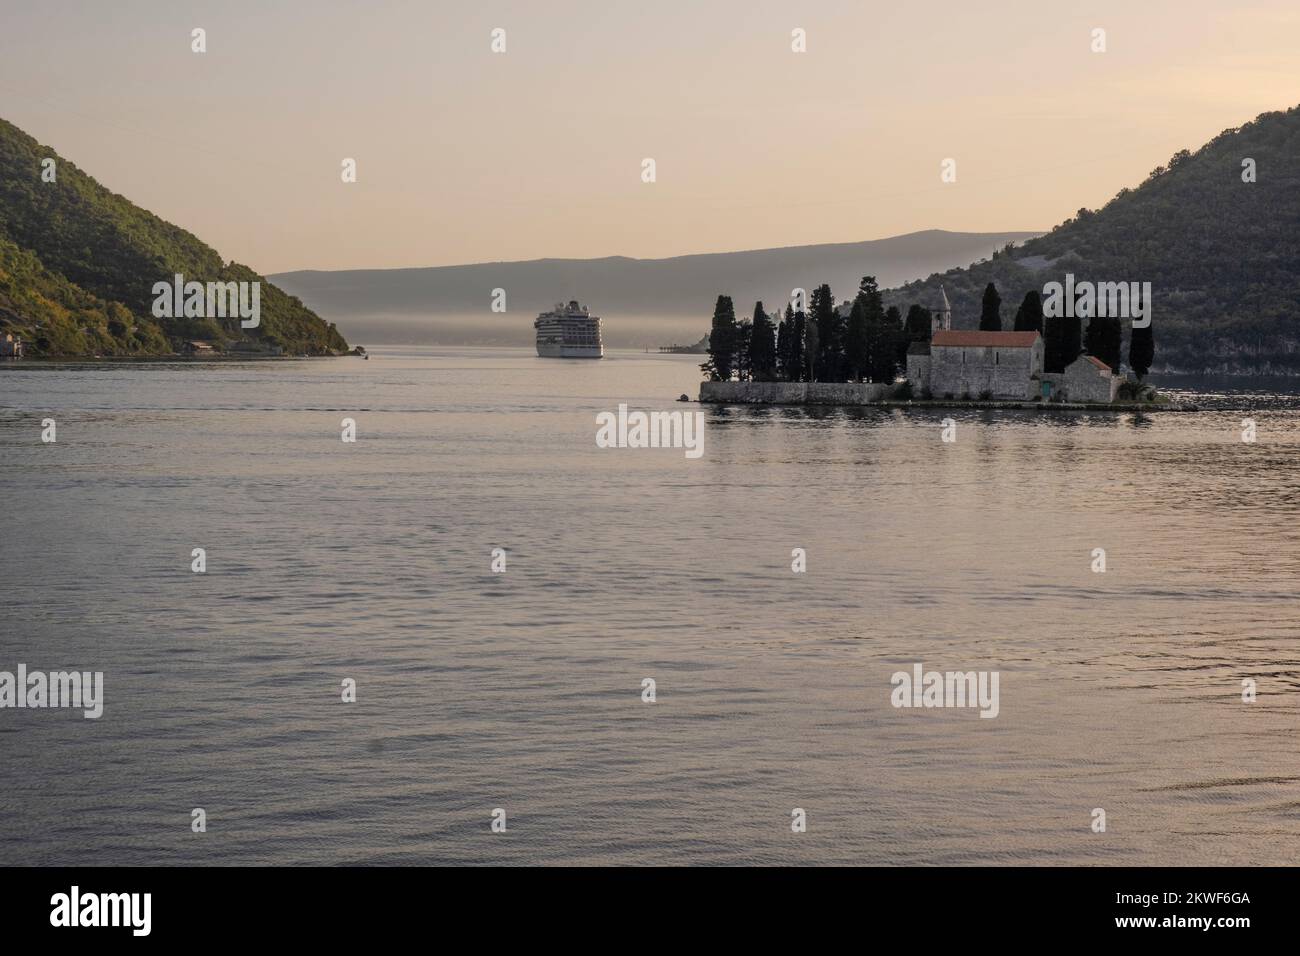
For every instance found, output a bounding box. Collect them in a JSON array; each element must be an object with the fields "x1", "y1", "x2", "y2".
[
  {"x1": 2, "y1": 348, "x2": 1298, "y2": 865},
  {"x1": 331, "y1": 312, "x2": 709, "y2": 350}
]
